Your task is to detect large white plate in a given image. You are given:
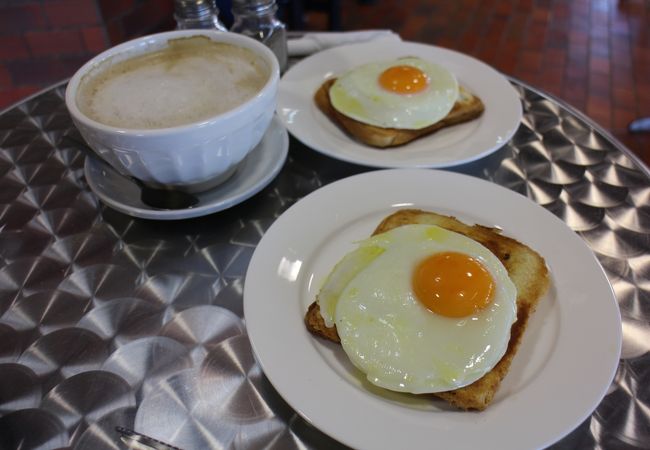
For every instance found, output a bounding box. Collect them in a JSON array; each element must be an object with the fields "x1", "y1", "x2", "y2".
[
  {"x1": 277, "y1": 40, "x2": 522, "y2": 168},
  {"x1": 244, "y1": 169, "x2": 622, "y2": 450}
]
